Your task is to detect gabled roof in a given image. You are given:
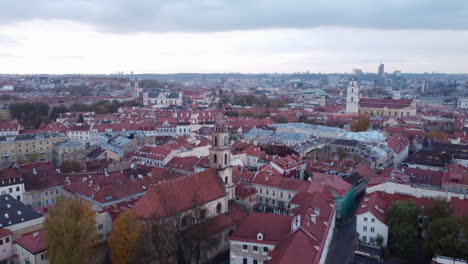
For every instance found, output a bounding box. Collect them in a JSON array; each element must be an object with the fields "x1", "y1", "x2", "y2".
[
  {"x1": 133, "y1": 168, "x2": 225, "y2": 219},
  {"x1": 359, "y1": 98, "x2": 413, "y2": 109},
  {"x1": 230, "y1": 213, "x2": 293, "y2": 244},
  {"x1": 266, "y1": 229, "x2": 319, "y2": 264},
  {"x1": 15, "y1": 229, "x2": 47, "y2": 254}
]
